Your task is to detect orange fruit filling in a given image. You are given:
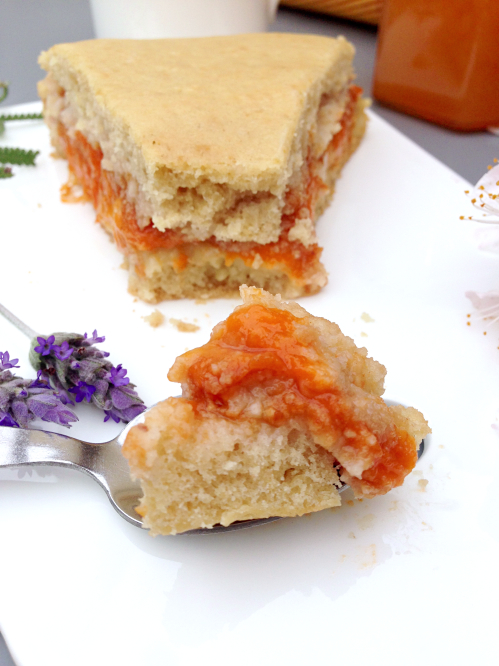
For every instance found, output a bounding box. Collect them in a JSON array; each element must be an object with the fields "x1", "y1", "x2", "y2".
[
  {"x1": 169, "y1": 302, "x2": 417, "y2": 497},
  {"x1": 58, "y1": 85, "x2": 361, "y2": 283}
]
